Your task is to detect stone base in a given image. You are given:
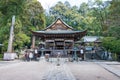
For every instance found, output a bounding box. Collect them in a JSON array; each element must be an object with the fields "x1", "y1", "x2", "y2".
[{"x1": 3, "y1": 52, "x2": 18, "y2": 60}]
